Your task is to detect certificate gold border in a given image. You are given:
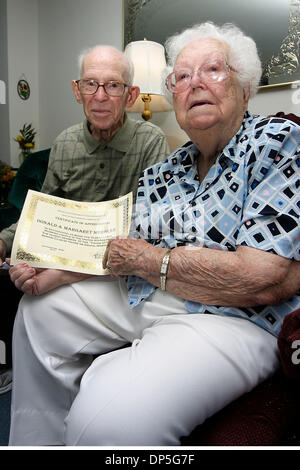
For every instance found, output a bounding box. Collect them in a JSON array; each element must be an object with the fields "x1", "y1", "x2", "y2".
[{"x1": 11, "y1": 191, "x2": 133, "y2": 275}]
